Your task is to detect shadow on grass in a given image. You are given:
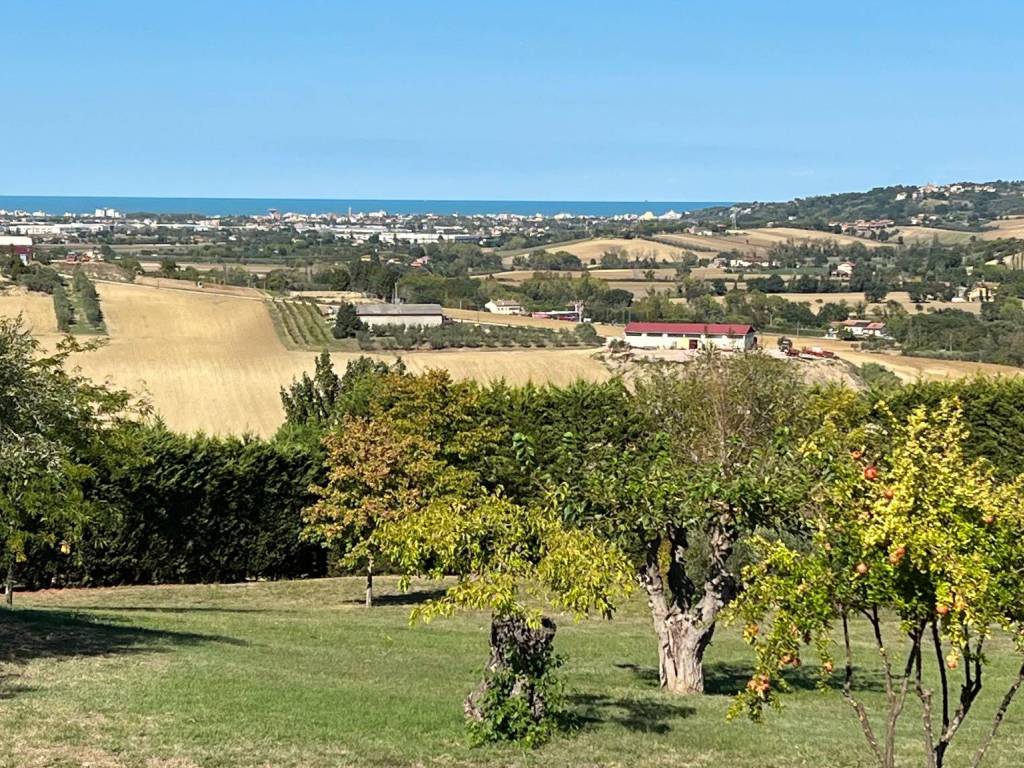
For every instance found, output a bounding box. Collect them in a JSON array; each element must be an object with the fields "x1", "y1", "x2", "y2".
[
  {"x1": 0, "y1": 608, "x2": 247, "y2": 699},
  {"x1": 615, "y1": 661, "x2": 886, "y2": 696},
  {"x1": 342, "y1": 587, "x2": 449, "y2": 607},
  {"x1": 0, "y1": 673, "x2": 32, "y2": 701},
  {"x1": 57, "y1": 606, "x2": 274, "y2": 614},
  {"x1": 567, "y1": 692, "x2": 696, "y2": 734}
]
